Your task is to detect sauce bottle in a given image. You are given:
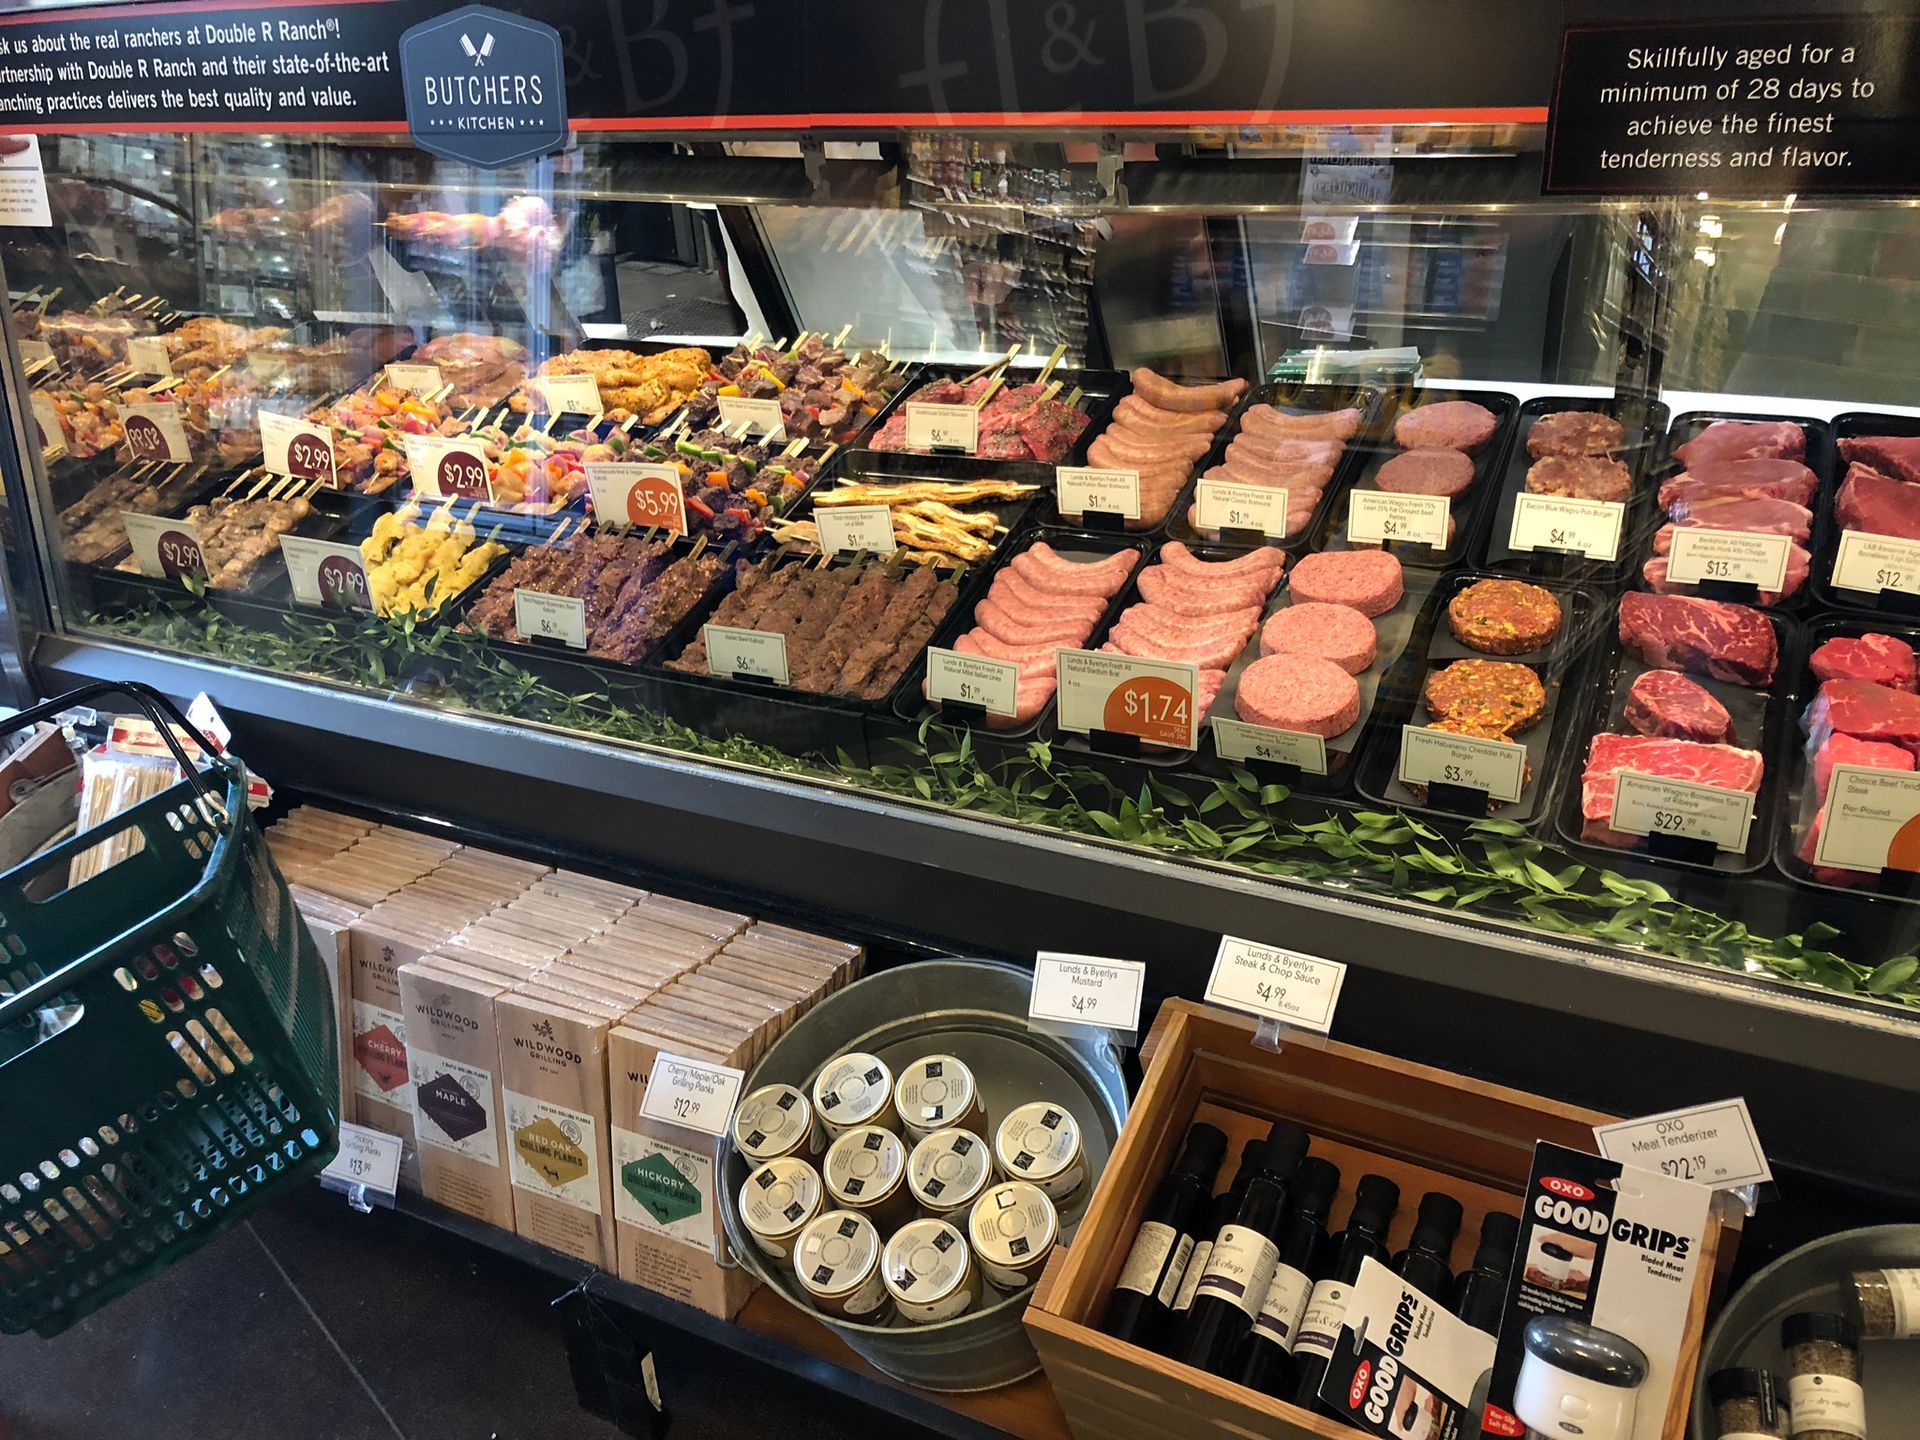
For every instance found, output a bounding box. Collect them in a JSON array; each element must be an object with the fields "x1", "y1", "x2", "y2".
[
  {"x1": 1395, "y1": 1191, "x2": 1465, "y2": 1298},
  {"x1": 1237, "y1": 1155, "x2": 1340, "y2": 1398},
  {"x1": 1291, "y1": 1173, "x2": 1401, "y2": 1411},
  {"x1": 1102, "y1": 1122, "x2": 1227, "y2": 1349},
  {"x1": 1162, "y1": 1137, "x2": 1268, "y2": 1345}
]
